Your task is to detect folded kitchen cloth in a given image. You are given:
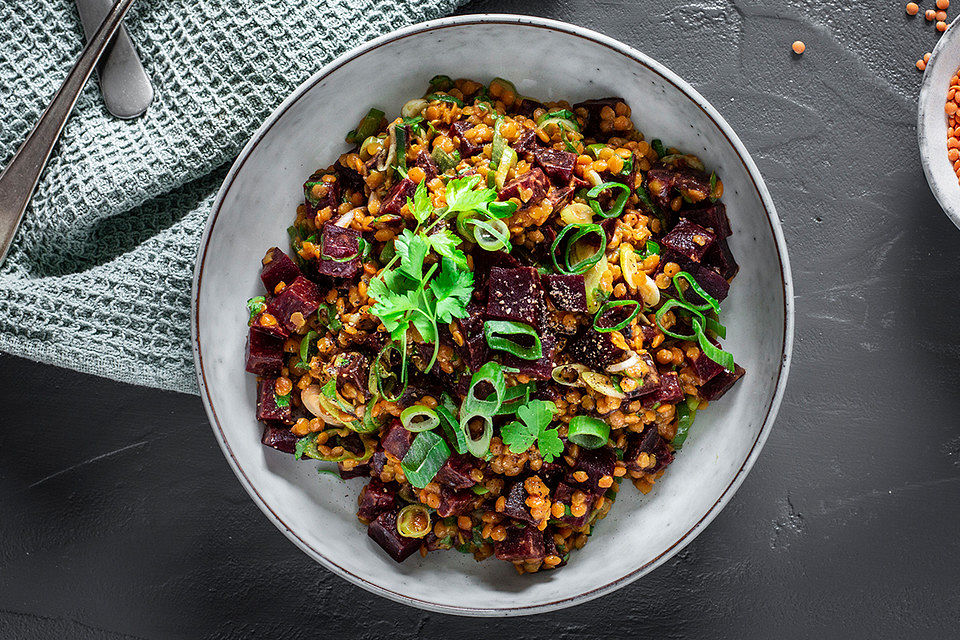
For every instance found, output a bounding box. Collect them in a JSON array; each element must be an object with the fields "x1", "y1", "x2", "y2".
[{"x1": 0, "y1": 0, "x2": 466, "y2": 394}]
